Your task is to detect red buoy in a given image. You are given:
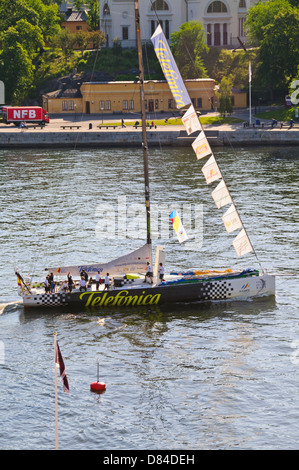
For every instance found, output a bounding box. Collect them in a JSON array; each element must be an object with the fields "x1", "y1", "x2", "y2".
[
  {"x1": 90, "y1": 362, "x2": 106, "y2": 393},
  {"x1": 90, "y1": 381, "x2": 106, "y2": 392}
]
